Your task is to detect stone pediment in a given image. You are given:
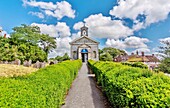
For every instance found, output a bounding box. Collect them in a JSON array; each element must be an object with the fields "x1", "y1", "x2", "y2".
[{"x1": 70, "y1": 36, "x2": 99, "y2": 45}]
